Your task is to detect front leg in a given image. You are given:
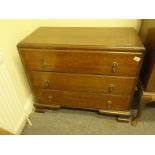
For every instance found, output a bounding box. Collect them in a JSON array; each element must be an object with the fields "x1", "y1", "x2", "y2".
[
  {"x1": 117, "y1": 115, "x2": 131, "y2": 123},
  {"x1": 131, "y1": 95, "x2": 151, "y2": 126}
]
